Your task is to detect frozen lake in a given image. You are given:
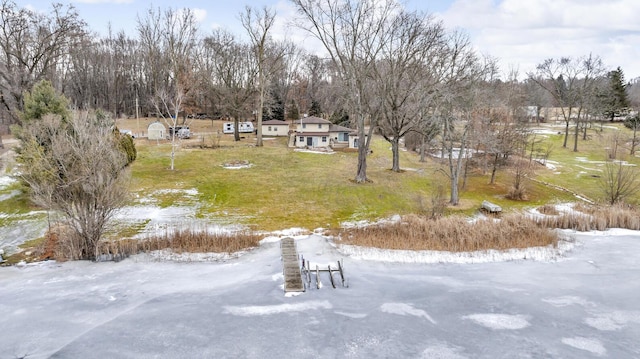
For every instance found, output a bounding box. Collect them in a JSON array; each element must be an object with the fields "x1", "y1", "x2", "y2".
[{"x1": 1, "y1": 230, "x2": 638, "y2": 358}]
